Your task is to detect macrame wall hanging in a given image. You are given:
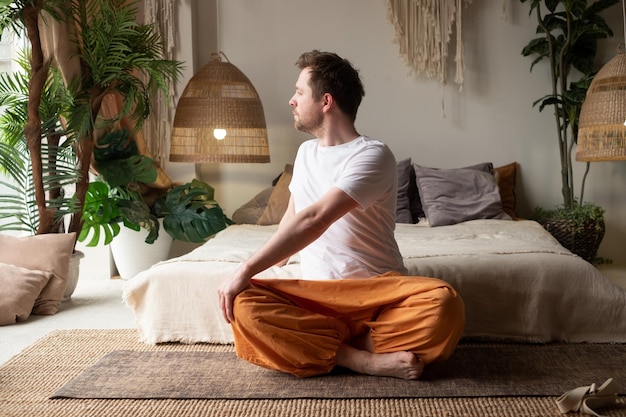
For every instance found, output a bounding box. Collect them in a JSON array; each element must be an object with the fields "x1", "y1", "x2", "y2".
[
  {"x1": 142, "y1": 0, "x2": 177, "y2": 167},
  {"x1": 387, "y1": 0, "x2": 472, "y2": 90}
]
